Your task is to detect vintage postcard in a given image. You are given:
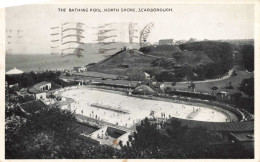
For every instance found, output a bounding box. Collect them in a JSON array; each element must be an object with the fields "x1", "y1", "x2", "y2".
[{"x1": 1, "y1": 0, "x2": 259, "y2": 161}]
